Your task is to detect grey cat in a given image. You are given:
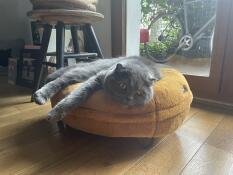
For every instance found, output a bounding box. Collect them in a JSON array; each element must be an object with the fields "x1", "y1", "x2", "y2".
[{"x1": 34, "y1": 56, "x2": 162, "y2": 121}]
